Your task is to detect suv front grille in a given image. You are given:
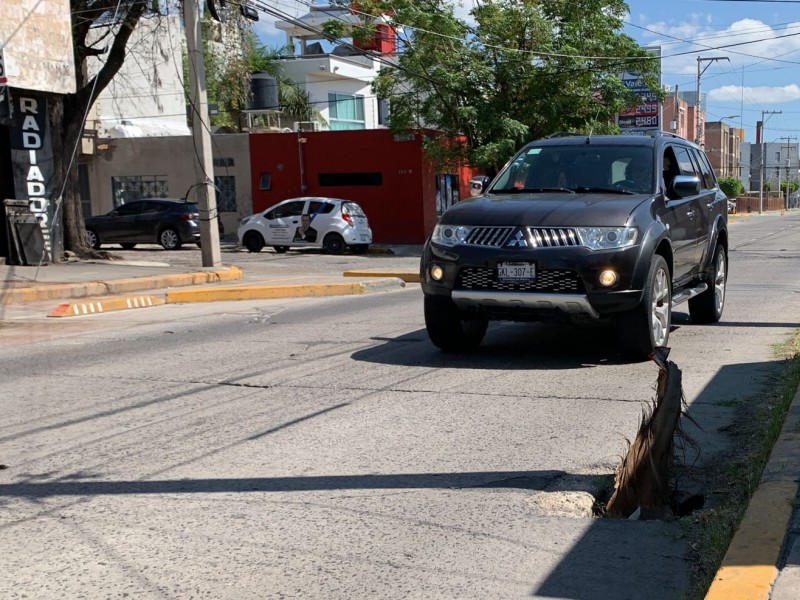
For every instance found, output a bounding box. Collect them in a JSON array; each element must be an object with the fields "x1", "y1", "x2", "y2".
[
  {"x1": 464, "y1": 226, "x2": 515, "y2": 247},
  {"x1": 456, "y1": 267, "x2": 584, "y2": 293},
  {"x1": 529, "y1": 227, "x2": 580, "y2": 247}
]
